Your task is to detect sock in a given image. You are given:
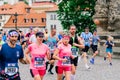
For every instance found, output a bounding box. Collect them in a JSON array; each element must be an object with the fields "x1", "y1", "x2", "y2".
[
  {"x1": 78, "y1": 56, "x2": 81, "y2": 62},
  {"x1": 48, "y1": 64, "x2": 54, "y2": 72},
  {"x1": 71, "y1": 74, "x2": 75, "y2": 80},
  {"x1": 46, "y1": 61, "x2": 49, "y2": 70}
]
